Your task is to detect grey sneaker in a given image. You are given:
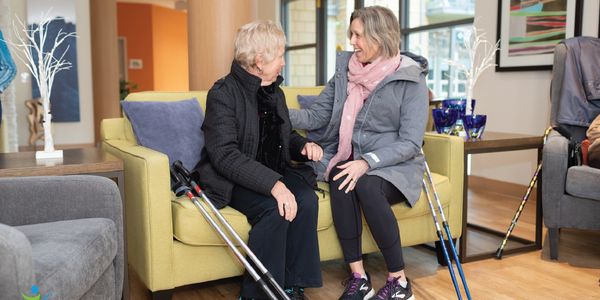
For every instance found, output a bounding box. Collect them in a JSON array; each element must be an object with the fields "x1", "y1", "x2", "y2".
[
  {"x1": 373, "y1": 277, "x2": 414, "y2": 300},
  {"x1": 339, "y1": 272, "x2": 375, "y2": 300}
]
